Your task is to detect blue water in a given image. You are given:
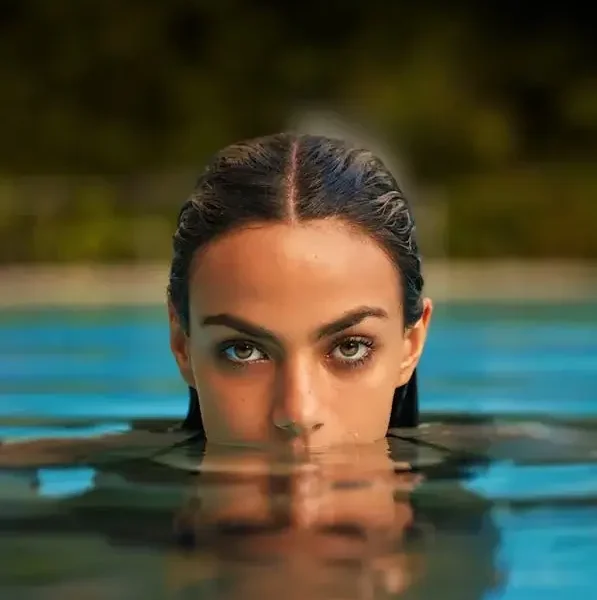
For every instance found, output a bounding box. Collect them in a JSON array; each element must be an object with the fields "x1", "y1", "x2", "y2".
[{"x1": 0, "y1": 302, "x2": 596, "y2": 599}]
